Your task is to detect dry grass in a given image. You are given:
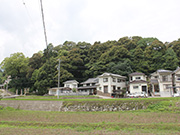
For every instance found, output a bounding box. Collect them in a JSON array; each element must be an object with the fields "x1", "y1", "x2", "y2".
[{"x1": 0, "y1": 110, "x2": 180, "y2": 124}]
